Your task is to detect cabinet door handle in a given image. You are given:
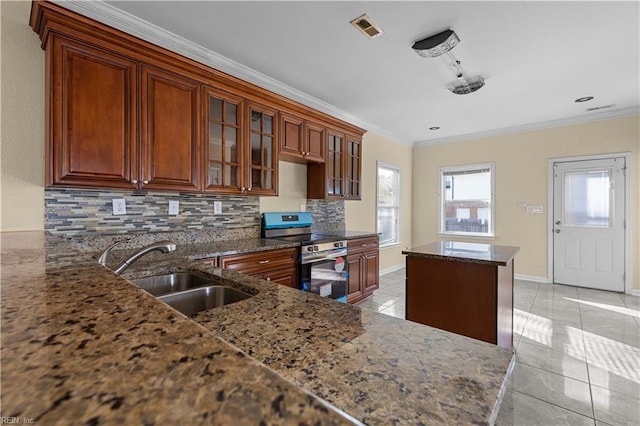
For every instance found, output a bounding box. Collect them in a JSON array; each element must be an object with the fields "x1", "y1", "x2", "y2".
[
  {"x1": 142, "y1": 180, "x2": 149, "y2": 184},
  {"x1": 241, "y1": 186, "x2": 246, "y2": 191},
  {"x1": 259, "y1": 260, "x2": 270, "y2": 264},
  {"x1": 247, "y1": 187, "x2": 252, "y2": 192},
  {"x1": 131, "y1": 179, "x2": 138, "y2": 184}
]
